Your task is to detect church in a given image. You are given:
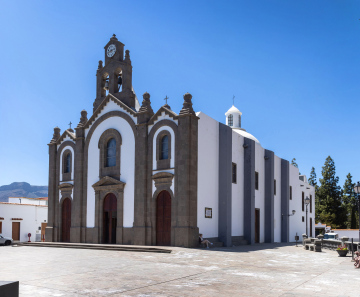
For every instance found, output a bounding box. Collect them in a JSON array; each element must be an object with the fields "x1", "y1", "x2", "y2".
[{"x1": 46, "y1": 35, "x2": 315, "y2": 248}]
